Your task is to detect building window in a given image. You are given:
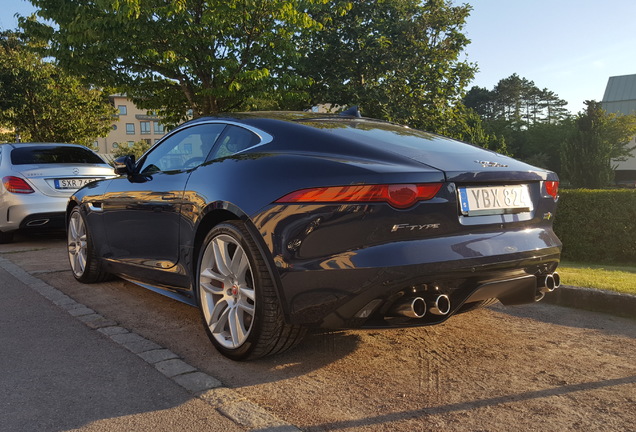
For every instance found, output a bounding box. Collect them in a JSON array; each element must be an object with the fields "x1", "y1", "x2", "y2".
[
  {"x1": 153, "y1": 122, "x2": 165, "y2": 134},
  {"x1": 118, "y1": 105, "x2": 127, "y2": 115},
  {"x1": 140, "y1": 121, "x2": 151, "y2": 135},
  {"x1": 128, "y1": 141, "x2": 134, "y2": 147},
  {"x1": 143, "y1": 139, "x2": 151, "y2": 145},
  {"x1": 126, "y1": 123, "x2": 135, "y2": 135},
  {"x1": 112, "y1": 142, "x2": 119, "y2": 149}
]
